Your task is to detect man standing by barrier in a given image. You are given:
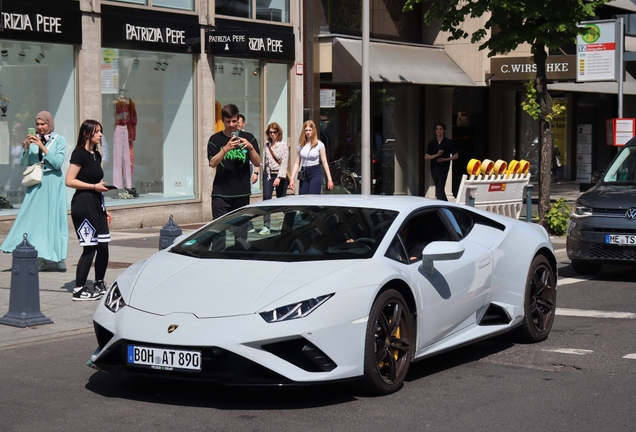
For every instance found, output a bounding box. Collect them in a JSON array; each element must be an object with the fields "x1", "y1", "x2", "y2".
[{"x1": 425, "y1": 122, "x2": 458, "y2": 201}]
